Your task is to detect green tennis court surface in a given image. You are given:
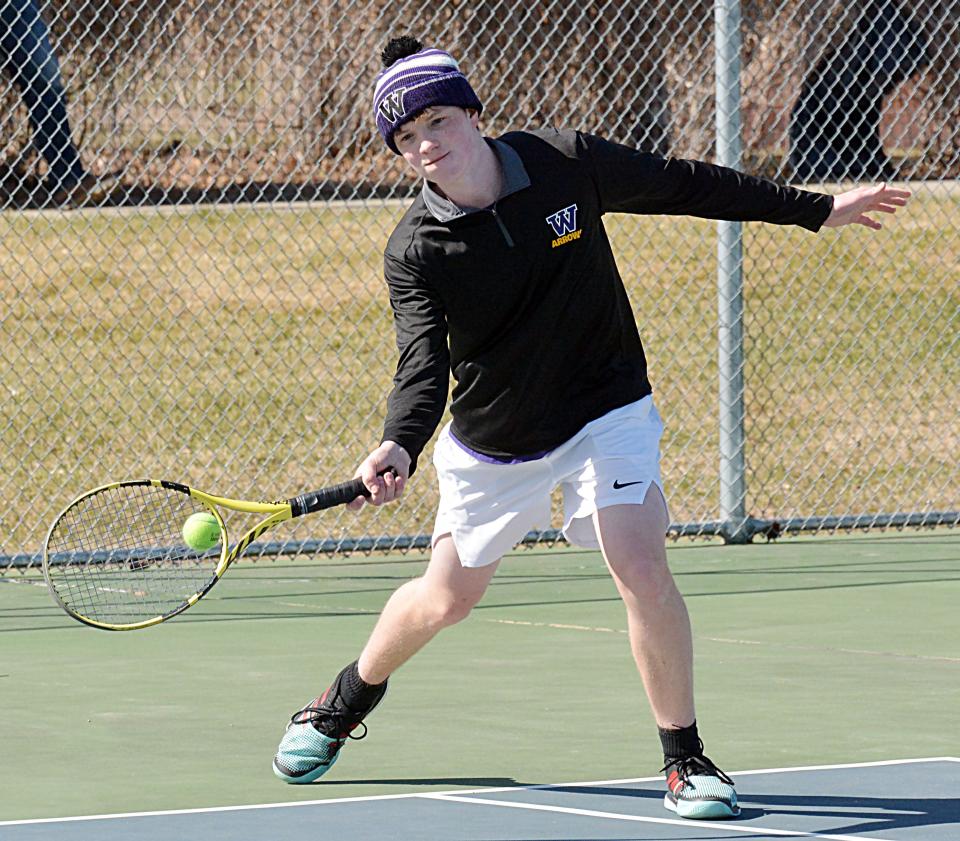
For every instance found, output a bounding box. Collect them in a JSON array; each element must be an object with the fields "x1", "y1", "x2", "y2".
[{"x1": 2, "y1": 532, "x2": 958, "y2": 836}]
